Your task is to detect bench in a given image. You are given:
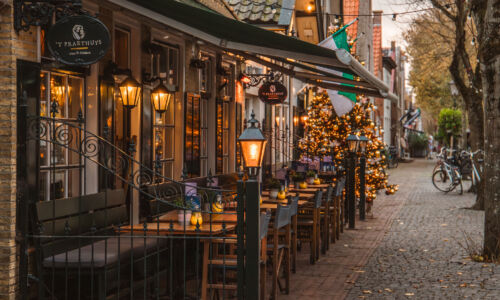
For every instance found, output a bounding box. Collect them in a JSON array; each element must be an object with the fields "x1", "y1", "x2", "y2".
[{"x1": 35, "y1": 189, "x2": 167, "y2": 299}]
